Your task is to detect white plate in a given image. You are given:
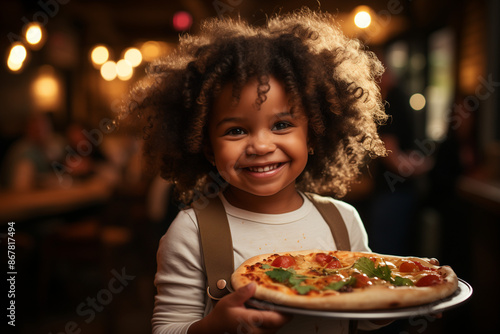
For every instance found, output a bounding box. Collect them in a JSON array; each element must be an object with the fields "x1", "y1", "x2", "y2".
[{"x1": 246, "y1": 278, "x2": 472, "y2": 319}]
